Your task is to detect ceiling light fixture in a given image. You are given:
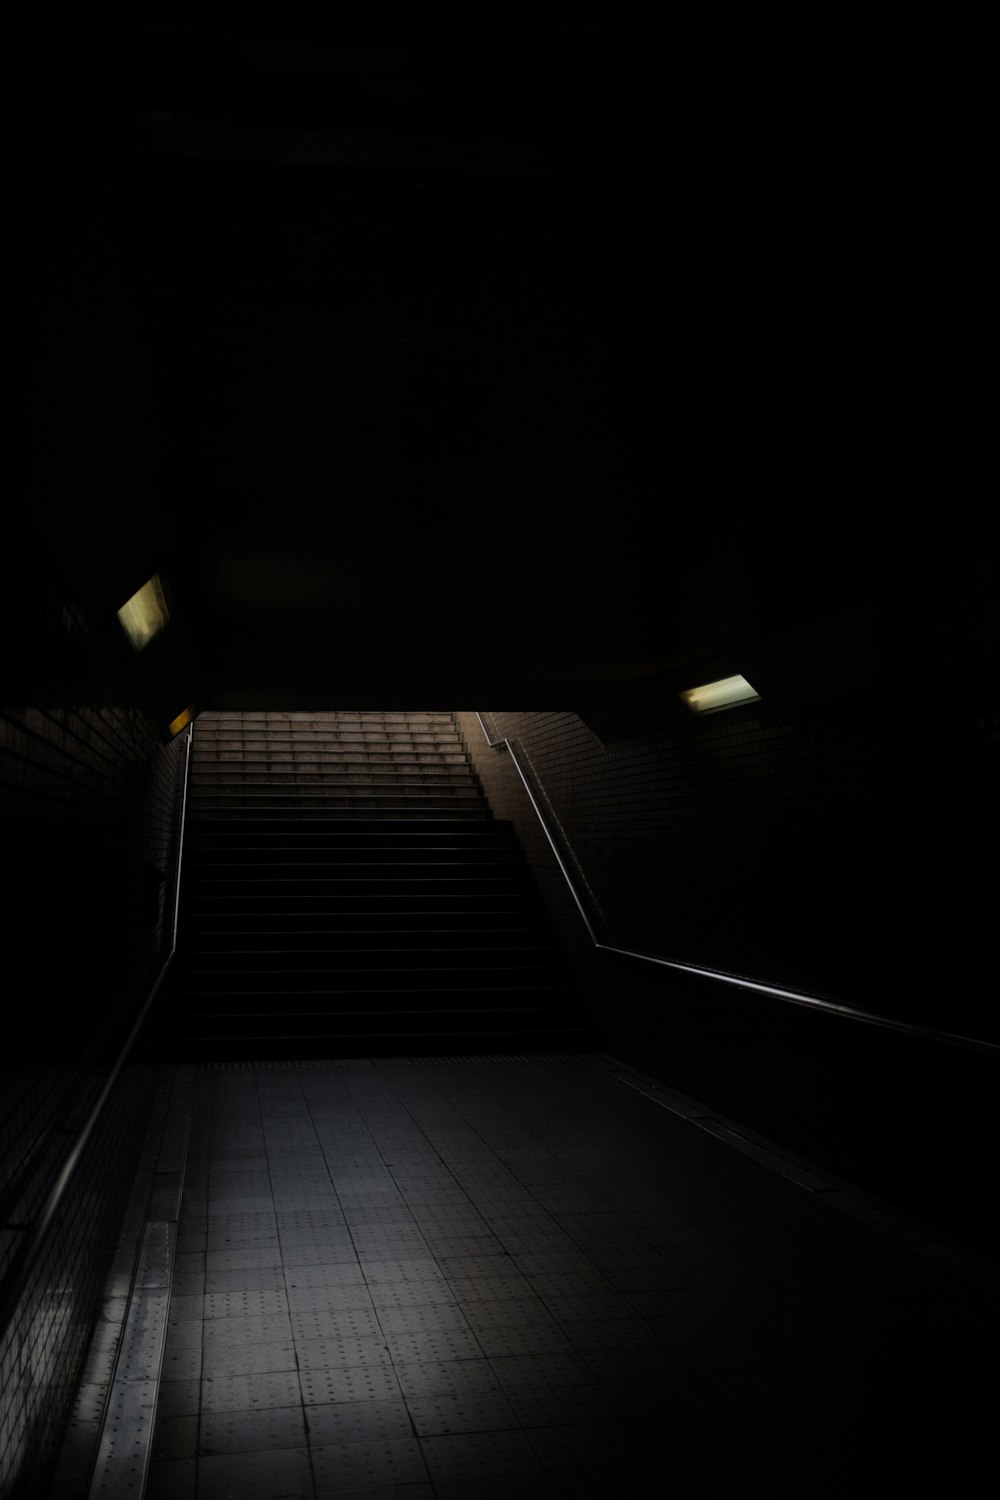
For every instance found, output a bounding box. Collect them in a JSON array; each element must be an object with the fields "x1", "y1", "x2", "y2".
[
  {"x1": 678, "y1": 673, "x2": 761, "y2": 714},
  {"x1": 167, "y1": 704, "x2": 195, "y2": 738},
  {"x1": 116, "y1": 574, "x2": 170, "y2": 651}
]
